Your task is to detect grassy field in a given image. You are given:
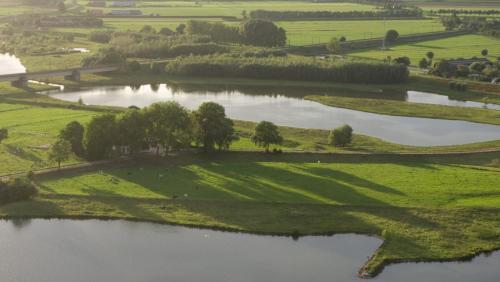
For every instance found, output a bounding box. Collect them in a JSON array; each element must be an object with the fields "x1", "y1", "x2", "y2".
[
  {"x1": 0, "y1": 0, "x2": 53, "y2": 16},
  {"x1": 76, "y1": 1, "x2": 376, "y2": 17},
  {"x1": 350, "y1": 34, "x2": 500, "y2": 66},
  {"x1": 1, "y1": 152, "x2": 498, "y2": 277},
  {"x1": 51, "y1": 17, "x2": 444, "y2": 47},
  {"x1": 279, "y1": 19, "x2": 444, "y2": 45}
]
